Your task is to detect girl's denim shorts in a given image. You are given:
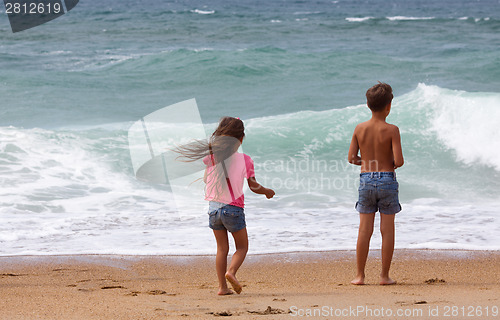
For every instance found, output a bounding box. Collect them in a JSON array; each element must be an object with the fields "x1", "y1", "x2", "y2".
[
  {"x1": 208, "y1": 201, "x2": 246, "y2": 233},
  {"x1": 355, "y1": 172, "x2": 401, "y2": 215}
]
